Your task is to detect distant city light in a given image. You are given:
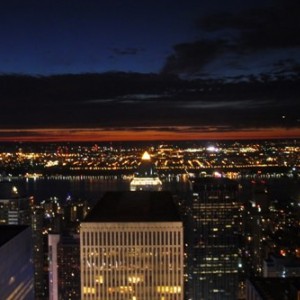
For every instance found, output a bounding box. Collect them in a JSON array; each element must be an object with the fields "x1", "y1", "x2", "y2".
[
  {"x1": 142, "y1": 151, "x2": 151, "y2": 160},
  {"x1": 207, "y1": 146, "x2": 218, "y2": 152}
]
